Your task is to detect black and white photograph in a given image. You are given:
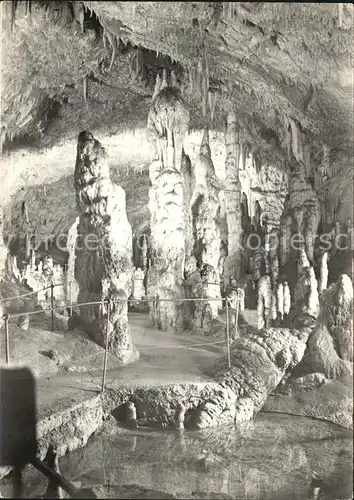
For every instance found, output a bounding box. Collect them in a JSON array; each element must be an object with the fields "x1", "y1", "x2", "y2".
[{"x1": 0, "y1": 2, "x2": 353, "y2": 499}]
